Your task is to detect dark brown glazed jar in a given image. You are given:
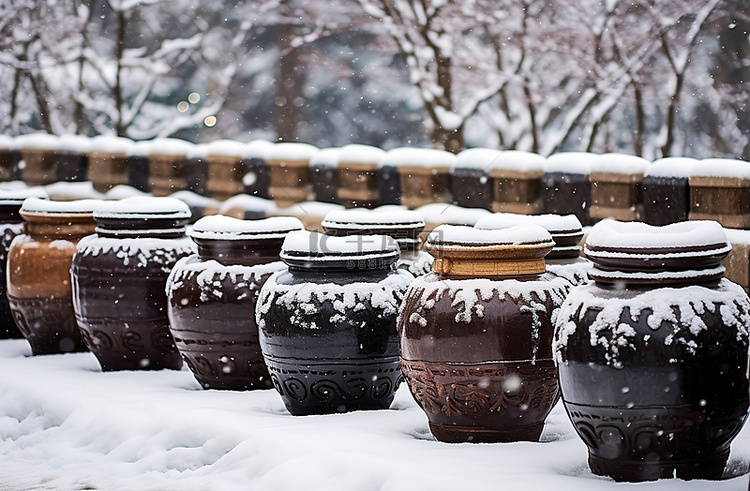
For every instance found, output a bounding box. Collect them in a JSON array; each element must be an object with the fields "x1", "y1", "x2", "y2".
[
  {"x1": 71, "y1": 196, "x2": 196, "y2": 371},
  {"x1": 474, "y1": 213, "x2": 590, "y2": 286},
  {"x1": 166, "y1": 215, "x2": 304, "y2": 390},
  {"x1": 554, "y1": 219, "x2": 749, "y2": 482},
  {"x1": 7, "y1": 198, "x2": 99, "y2": 354},
  {"x1": 257, "y1": 231, "x2": 413, "y2": 415},
  {"x1": 321, "y1": 208, "x2": 433, "y2": 277},
  {"x1": 399, "y1": 224, "x2": 570, "y2": 443},
  {"x1": 0, "y1": 188, "x2": 48, "y2": 339}
]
